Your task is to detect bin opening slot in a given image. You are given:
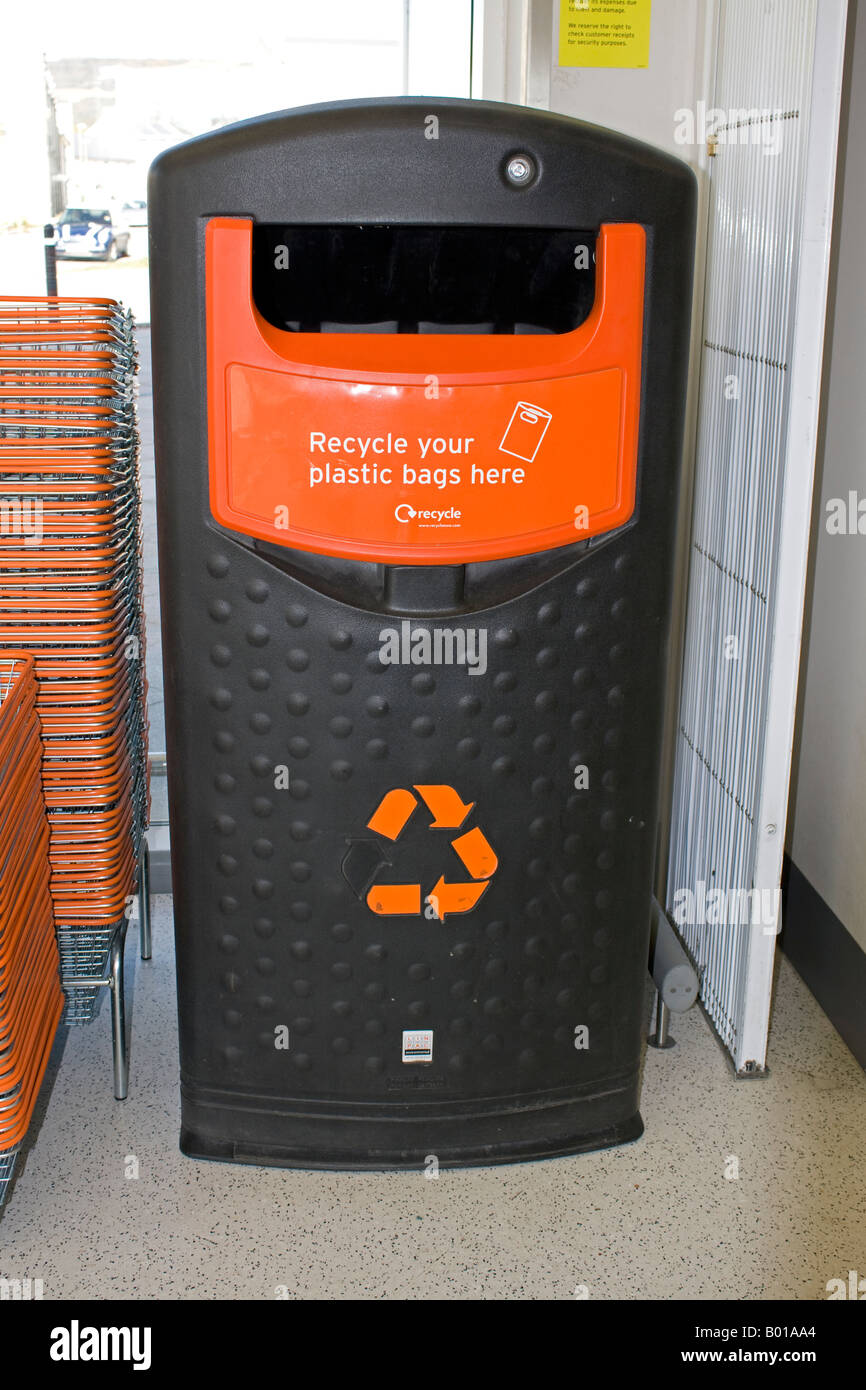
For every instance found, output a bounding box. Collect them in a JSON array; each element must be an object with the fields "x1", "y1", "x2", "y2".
[{"x1": 251, "y1": 224, "x2": 597, "y2": 336}]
